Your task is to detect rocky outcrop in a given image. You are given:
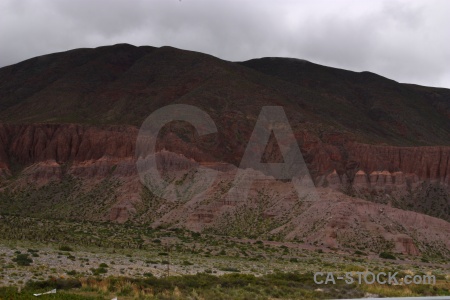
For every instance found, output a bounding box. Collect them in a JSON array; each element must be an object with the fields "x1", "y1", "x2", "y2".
[
  {"x1": 346, "y1": 143, "x2": 450, "y2": 186},
  {"x1": 1, "y1": 124, "x2": 449, "y2": 192},
  {"x1": 315, "y1": 142, "x2": 450, "y2": 191},
  {"x1": 0, "y1": 124, "x2": 138, "y2": 180},
  {"x1": 393, "y1": 235, "x2": 420, "y2": 256},
  {"x1": 21, "y1": 160, "x2": 62, "y2": 184},
  {"x1": 0, "y1": 123, "x2": 448, "y2": 256},
  {"x1": 0, "y1": 124, "x2": 137, "y2": 165}
]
